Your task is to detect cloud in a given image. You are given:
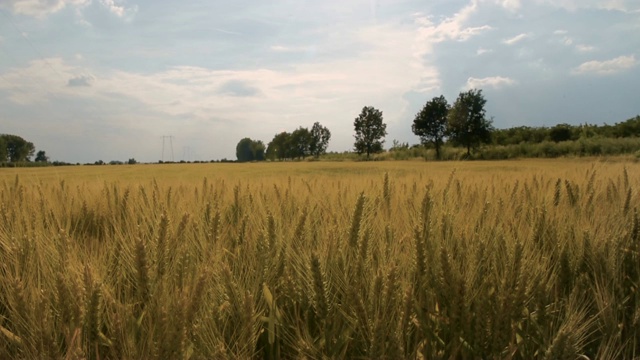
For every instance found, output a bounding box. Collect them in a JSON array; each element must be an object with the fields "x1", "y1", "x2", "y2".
[
  {"x1": 493, "y1": 0, "x2": 522, "y2": 11},
  {"x1": 67, "y1": 75, "x2": 94, "y2": 87},
  {"x1": 465, "y1": 76, "x2": 516, "y2": 89},
  {"x1": 100, "y1": 0, "x2": 137, "y2": 18},
  {"x1": 576, "y1": 44, "x2": 596, "y2": 52},
  {"x1": 538, "y1": 0, "x2": 640, "y2": 12},
  {"x1": 1, "y1": 0, "x2": 89, "y2": 18},
  {"x1": 572, "y1": 55, "x2": 637, "y2": 75},
  {"x1": 218, "y1": 80, "x2": 261, "y2": 97},
  {"x1": 414, "y1": 1, "x2": 493, "y2": 43},
  {"x1": 477, "y1": 48, "x2": 493, "y2": 55},
  {"x1": 503, "y1": 33, "x2": 530, "y2": 45}
]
